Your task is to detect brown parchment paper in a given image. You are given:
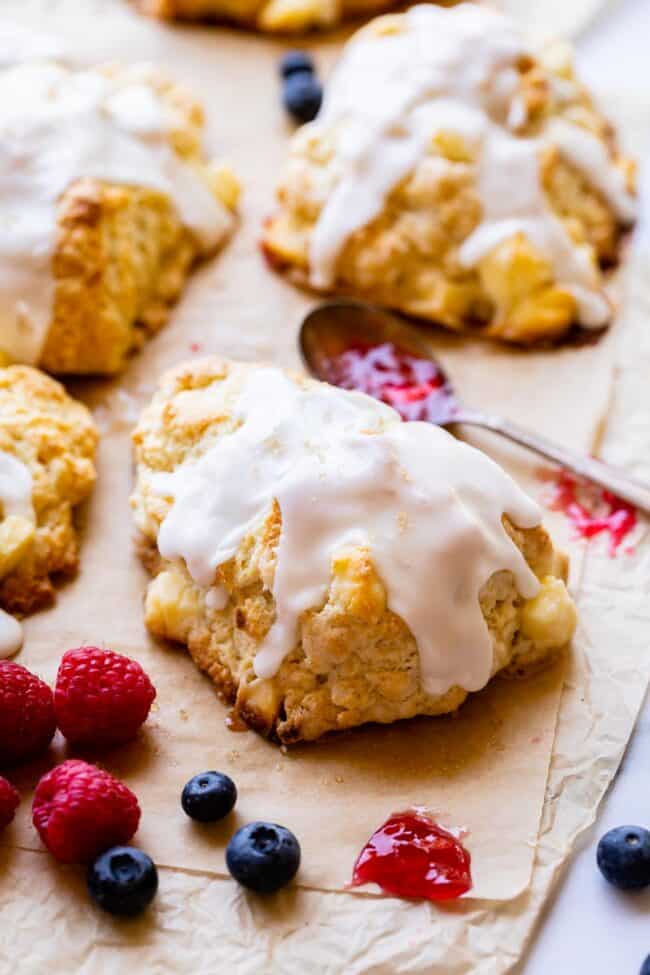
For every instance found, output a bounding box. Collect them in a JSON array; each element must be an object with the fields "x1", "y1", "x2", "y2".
[{"x1": 0, "y1": 3, "x2": 648, "y2": 973}]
